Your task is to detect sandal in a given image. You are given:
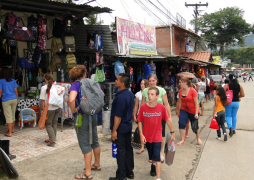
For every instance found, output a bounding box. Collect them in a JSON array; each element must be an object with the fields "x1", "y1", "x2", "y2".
[
  {"x1": 44, "y1": 139, "x2": 50, "y2": 143},
  {"x1": 75, "y1": 173, "x2": 93, "y2": 179},
  {"x1": 161, "y1": 156, "x2": 164, "y2": 163},
  {"x1": 47, "y1": 142, "x2": 56, "y2": 147},
  {"x1": 4, "y1": 133, "x2": 12, "y2": 137},
  {"x1": 84, "y1": 164, "x2": 101, "y2": 171}
]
